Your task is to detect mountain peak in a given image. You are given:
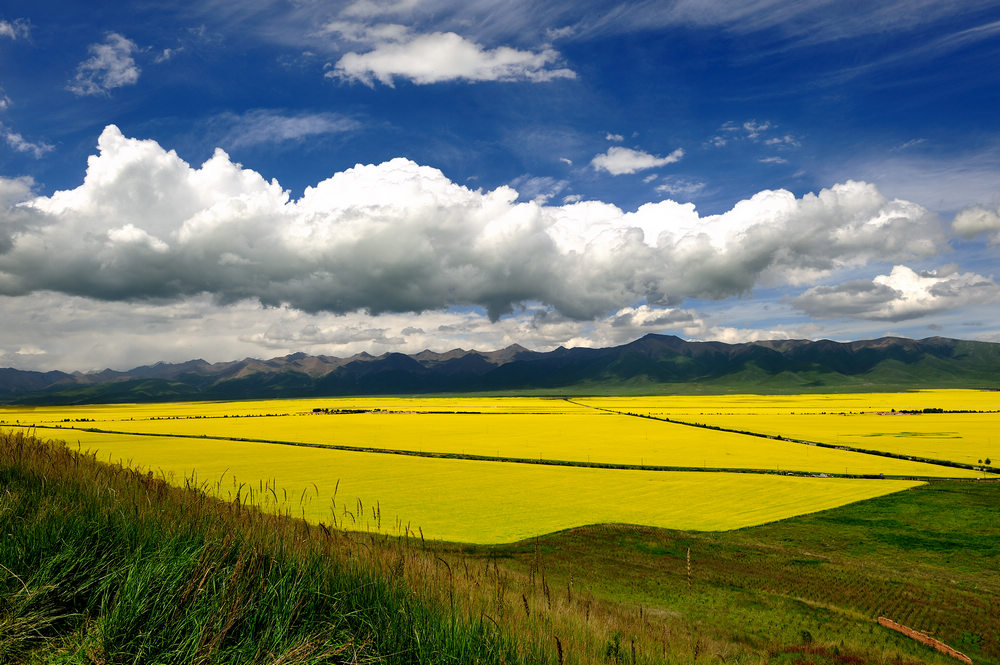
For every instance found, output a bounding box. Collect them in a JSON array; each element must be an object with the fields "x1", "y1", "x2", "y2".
[{"x1": 2, "y1": 335, "x2": 997, "y2": 404}]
